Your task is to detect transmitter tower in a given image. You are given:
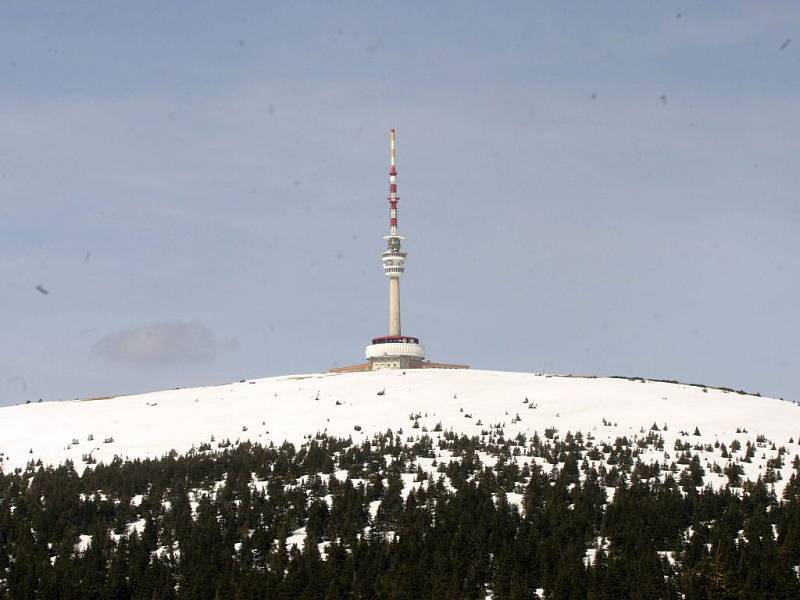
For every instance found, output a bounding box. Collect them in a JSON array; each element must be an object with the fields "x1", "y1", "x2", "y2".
[
  {"x1": 365, "y1": 129, "x2": 425, "y2": 369},
  {"x1": 329, "y1": 129, "x2": 467, "y2": 373}
]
